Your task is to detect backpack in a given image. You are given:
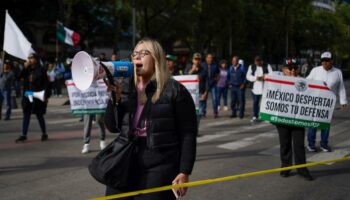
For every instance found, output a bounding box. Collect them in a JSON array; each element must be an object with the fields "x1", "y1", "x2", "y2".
[{"x1": 251, "y1": 63, "x2": 269, "y2": 76}]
